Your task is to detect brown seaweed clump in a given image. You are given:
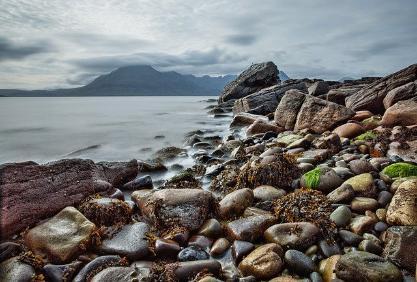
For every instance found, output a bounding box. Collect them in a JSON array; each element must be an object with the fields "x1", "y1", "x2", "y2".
[
  {"x1": 273, "y1": 189, "x2": 337, "y2": 240},
  {"x1": 209, "y1": 165, "x2": 241, "y2": 196},
  {"x1": 236, "y1": 154, "x2": 300, "y2": 189},
  {"x1": 162, "y1": 169, "x2": 202, "y2": 189}
]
